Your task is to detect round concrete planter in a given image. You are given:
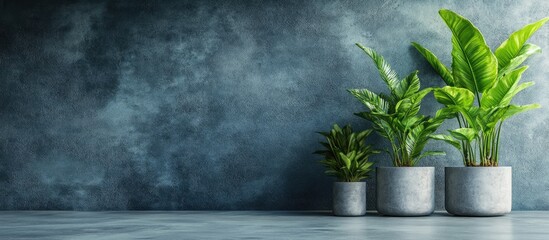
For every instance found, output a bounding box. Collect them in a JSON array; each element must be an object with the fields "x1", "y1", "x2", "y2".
[
  {"x1": 376, "y1": 167, "x2": 435, "y2": 216},
  {"x1": 332, "y1": 182, "x2": 366, "y2": 216},
  {"x1": 445, "y1": 167, "x2": 512, "y2": 216}
]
